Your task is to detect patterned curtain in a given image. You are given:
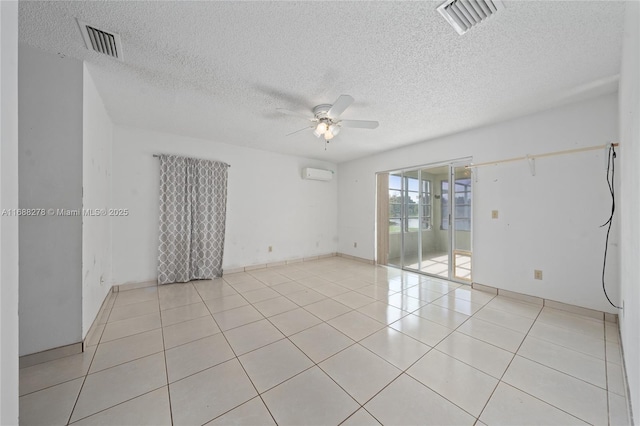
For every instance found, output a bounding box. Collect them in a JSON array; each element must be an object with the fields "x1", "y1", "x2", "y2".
[{"x1": 157, "y1": 155, "x2": 228, "y2": 285}]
